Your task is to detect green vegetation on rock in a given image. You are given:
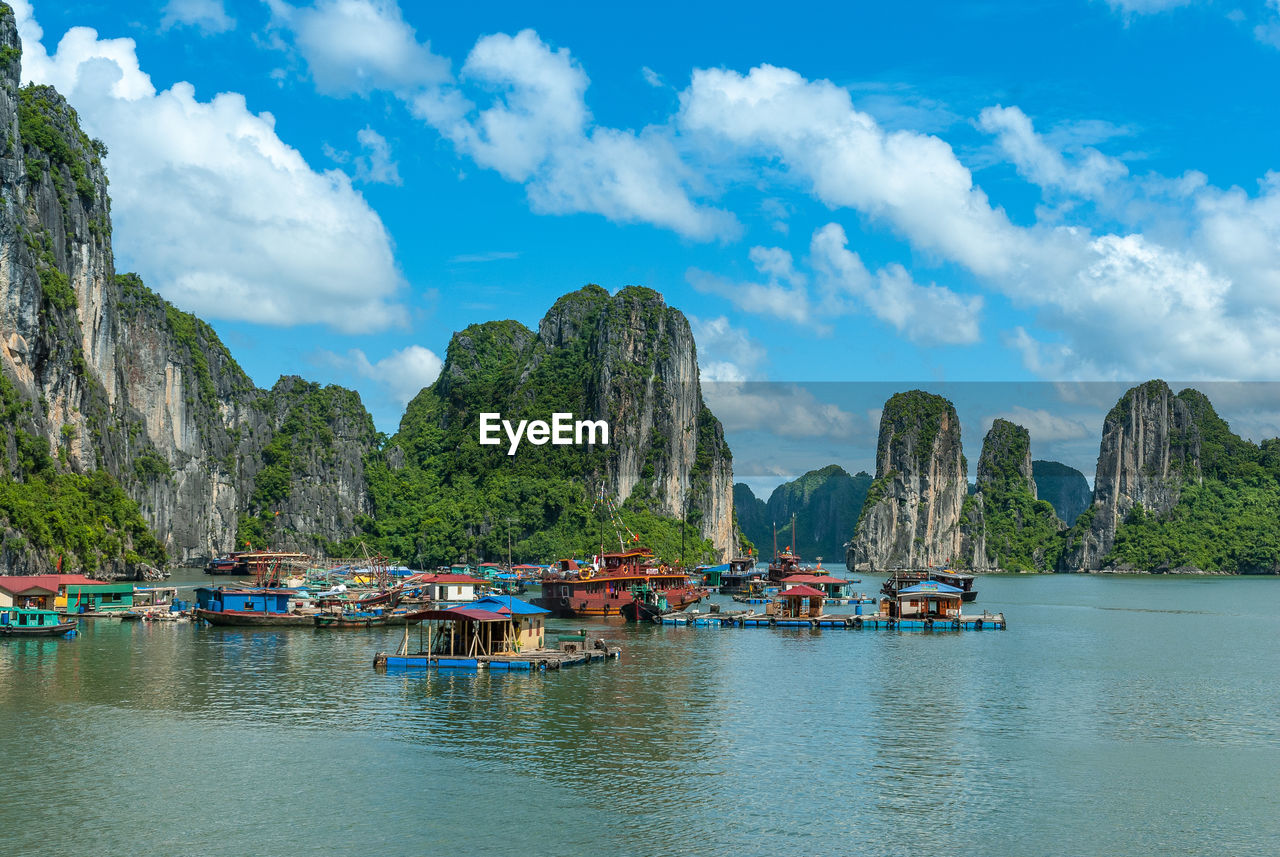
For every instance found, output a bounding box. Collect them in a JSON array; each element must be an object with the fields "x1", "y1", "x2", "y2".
[
  {"x1": 347, "y1": 286, "x2": 725, "y2": 567},
  {"x1": 1102, "y1": 387, "x2": 1280, "y2": 573}
]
